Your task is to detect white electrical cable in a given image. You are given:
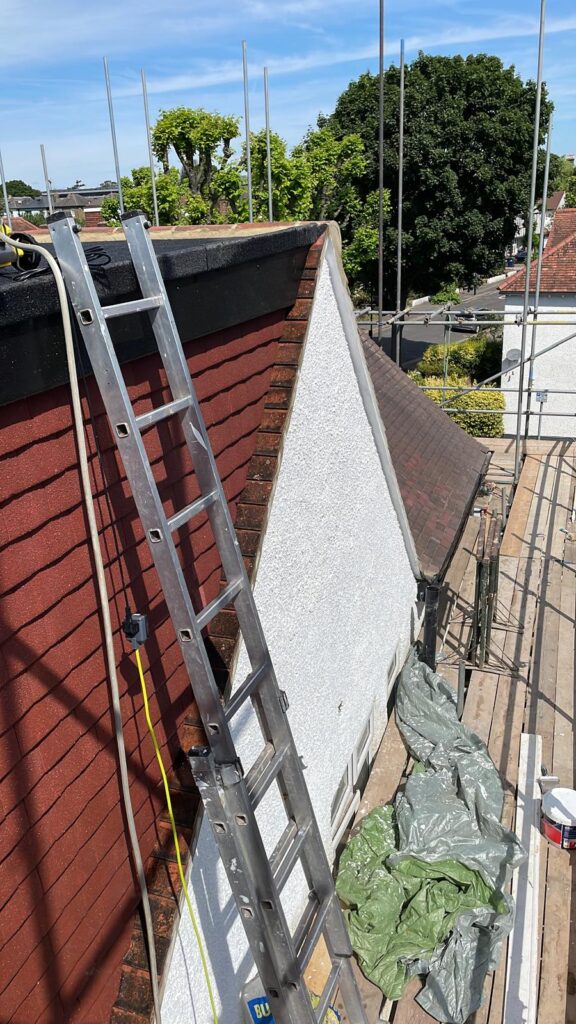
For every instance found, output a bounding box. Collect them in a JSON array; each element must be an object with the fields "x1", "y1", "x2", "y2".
[{"x1": 1, "y1": 235, "x2": 162, "y2": 1024}]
